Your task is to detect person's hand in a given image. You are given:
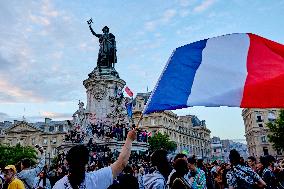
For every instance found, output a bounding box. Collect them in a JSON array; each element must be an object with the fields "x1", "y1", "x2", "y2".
[
  {"x1": 127, "y1": 129, "x2": 137, "y2": 141},
  {"x1": 189, "y1": 177, "x2": 194, "y2": 183}
]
